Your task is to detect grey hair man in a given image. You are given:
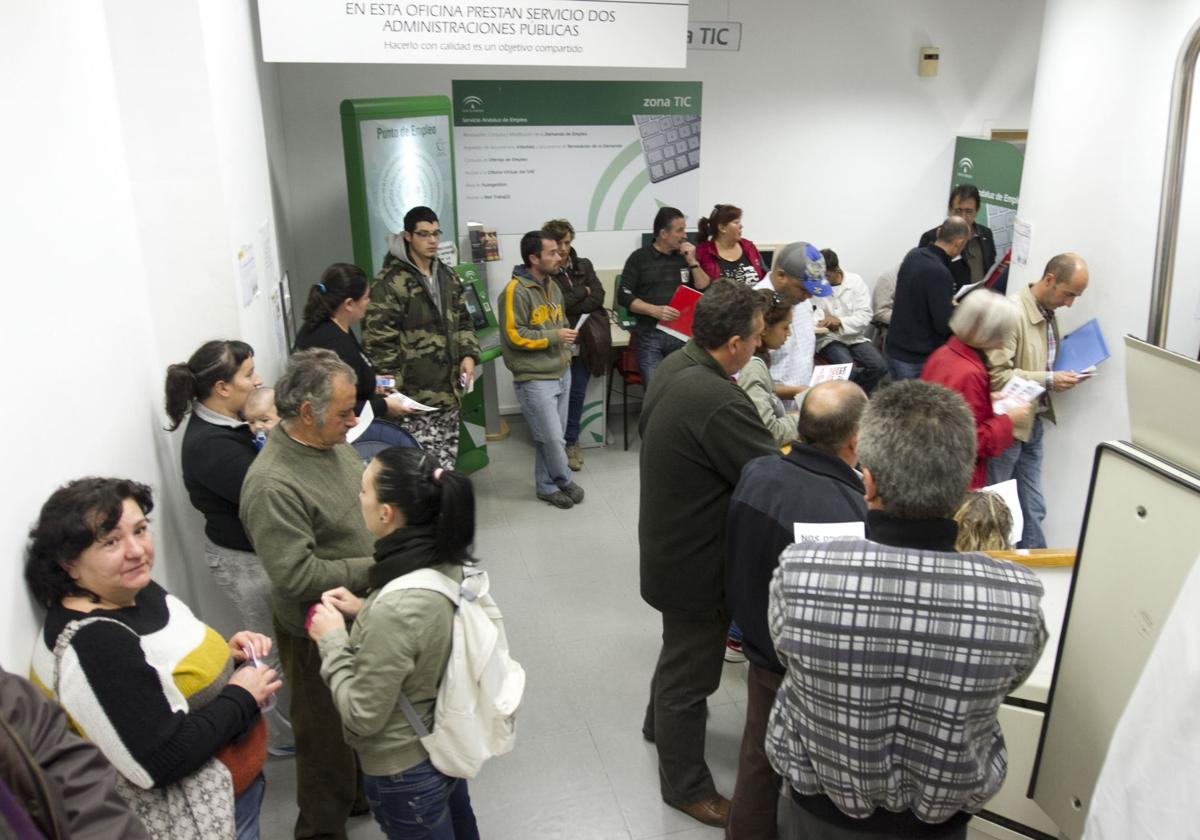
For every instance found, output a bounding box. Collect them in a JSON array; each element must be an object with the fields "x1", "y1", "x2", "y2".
[
  {"x1": 986, "y1": 252, "x2": 1090, "y2": 548},
  {"x1": 724, "y1": 379, "x2": 869, "y2": 839},
  {"x1": 766, "y1": 380, "x2": 1047, "y2": 840},
  {"x1": 752, "y1": 241, "x2": 834, "y2": 407},
  {"x1": 241, "y1": 348, "x2": 375, "y2": 838},
  {"x1": 886, "y1": 215, "x2": 971, "y2": 380},
  {"x1": 638, "y1": 280, "x2": 778, "y2": 829}
]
